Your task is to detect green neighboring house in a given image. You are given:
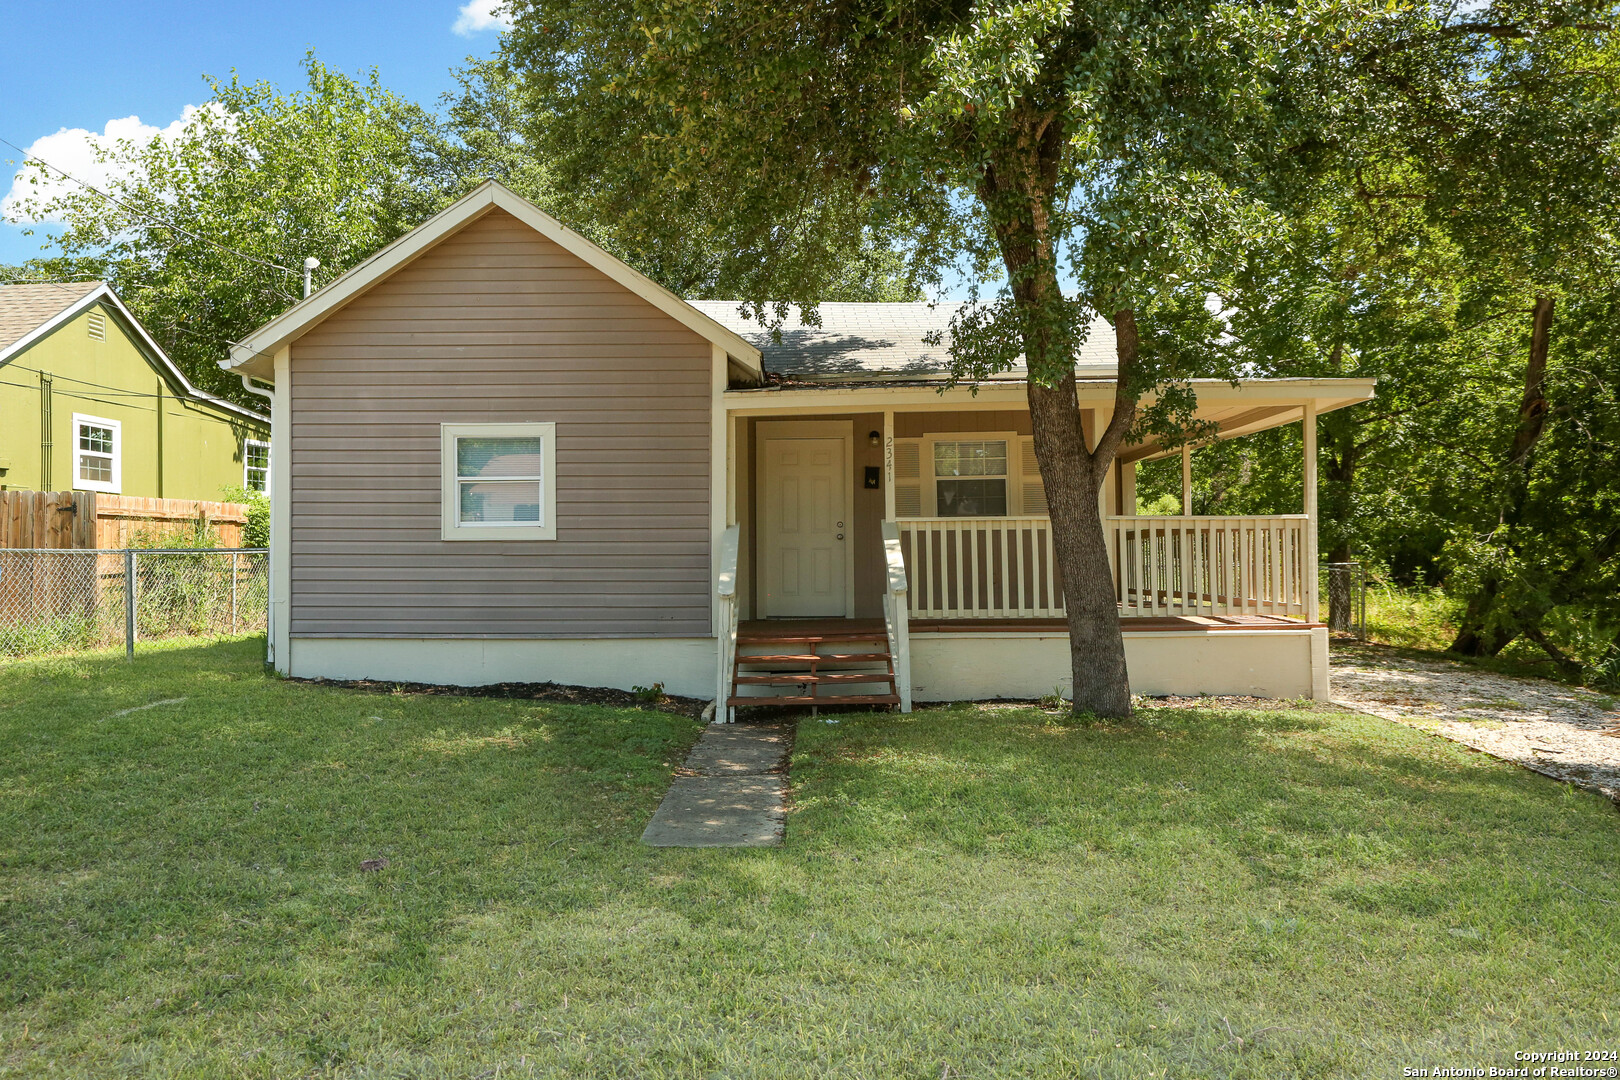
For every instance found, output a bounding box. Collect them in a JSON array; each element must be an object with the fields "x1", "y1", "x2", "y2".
[{"x1": 0, "y1": 282, "x2": 269, "y2": 499}]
